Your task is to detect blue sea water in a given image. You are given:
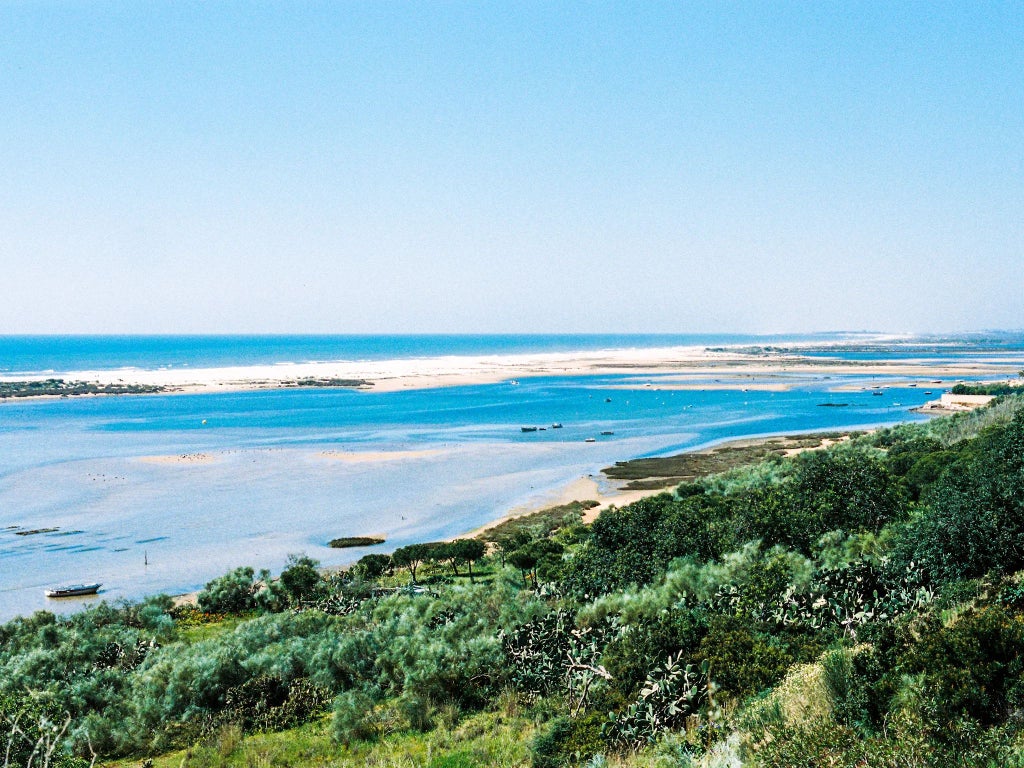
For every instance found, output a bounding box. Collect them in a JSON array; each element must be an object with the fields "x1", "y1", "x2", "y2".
[
  {"x1": 0, "y1": 332, "x2": 861, "y2": 374},
  {"x1": 0, "y1": 333, "x2": 1022, "y2": 620}
]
